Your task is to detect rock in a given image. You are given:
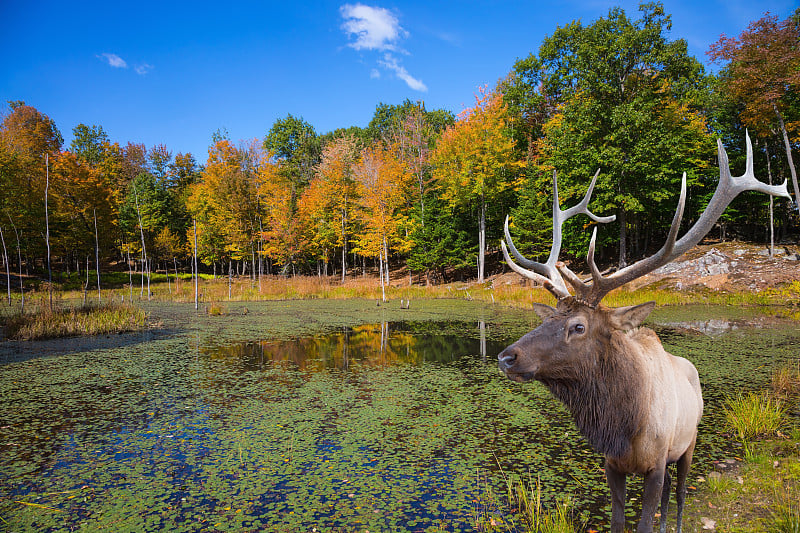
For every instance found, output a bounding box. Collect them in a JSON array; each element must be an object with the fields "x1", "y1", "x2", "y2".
[
  {"x1": 708, "y1": 471, "x2": 723, "y2": 480},
  {"x1": 654, "y1": 248, "x2": 731, "y2": 277},
  {"x1": 701, "y1": 517, "x2": 717, "y2": 530}
]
